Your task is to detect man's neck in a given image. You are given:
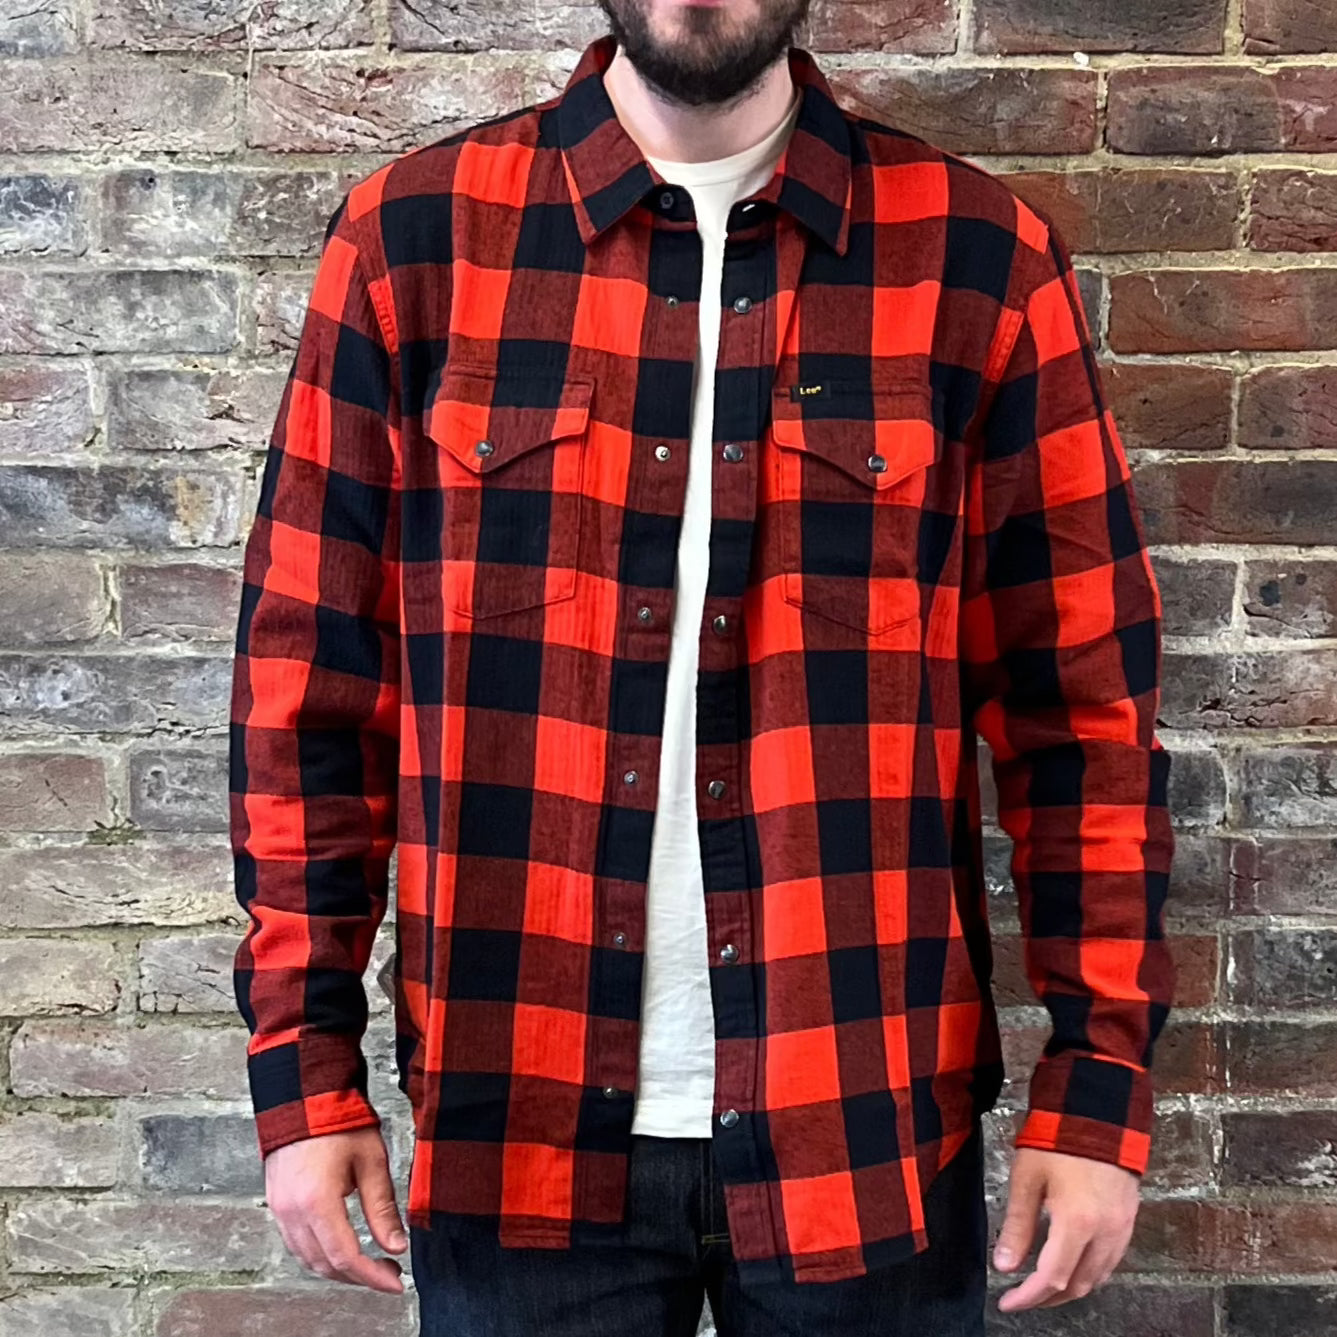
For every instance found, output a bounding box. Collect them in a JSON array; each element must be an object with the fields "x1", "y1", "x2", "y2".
[{"x1": 602, "y1": 42, "x2": 798, "y2": 164}]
